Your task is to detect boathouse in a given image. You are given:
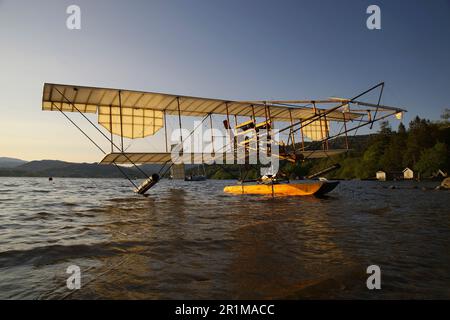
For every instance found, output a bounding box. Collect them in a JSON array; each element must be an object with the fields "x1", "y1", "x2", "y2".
[
  {"x1": 376, "y1": 171, "x2": 386, "y2": 181},
  {"x1": 403, "y1": 167, "x2": 414, "y2": 180}
]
